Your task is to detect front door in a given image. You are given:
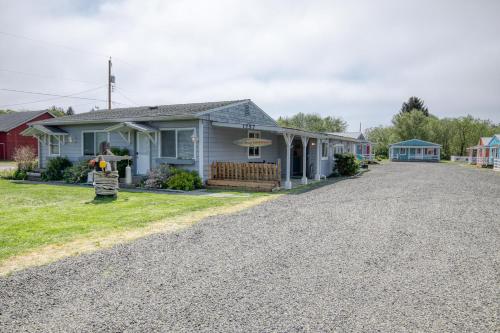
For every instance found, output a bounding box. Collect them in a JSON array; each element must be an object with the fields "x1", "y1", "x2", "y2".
[{"x1": 136, "y1": 132, "x2": 150, "y2": 174}]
